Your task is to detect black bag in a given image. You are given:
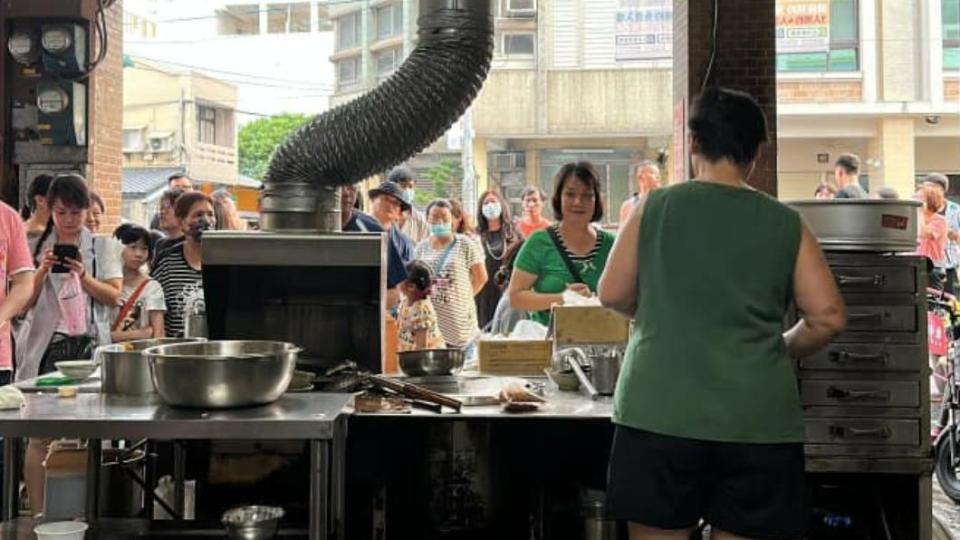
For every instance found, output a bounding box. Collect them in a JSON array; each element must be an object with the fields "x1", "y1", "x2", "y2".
[{"x1": 37, "y1": 334, "x2": 95, "y2": 376}]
